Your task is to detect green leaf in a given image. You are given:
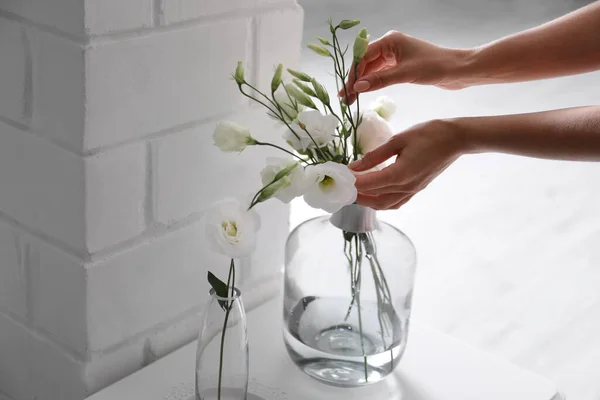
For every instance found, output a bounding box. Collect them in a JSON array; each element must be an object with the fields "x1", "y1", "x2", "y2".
[
  {"x1": 207, "y1": 271, "x2": 229, "y2": 311},
  {"x1": 338, "y1": 19, "x2": 360, "y2": 30},
  {"x1": 333, "y1": 154, "x2": 345, "y2": 163}
]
